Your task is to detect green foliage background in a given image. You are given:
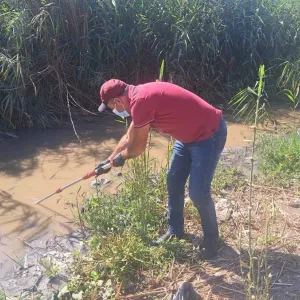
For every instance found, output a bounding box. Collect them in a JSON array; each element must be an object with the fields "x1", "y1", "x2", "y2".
[{"x1": 0, "y1": 0, "x2": 300, "y2": 129}]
